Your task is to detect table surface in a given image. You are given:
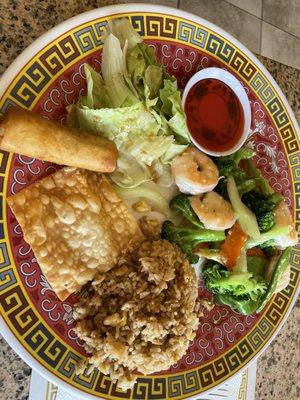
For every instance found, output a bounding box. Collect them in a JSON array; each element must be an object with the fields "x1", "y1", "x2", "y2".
[{"x1": 0, "y1": 2, "x2": 299, "y2": 400}]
